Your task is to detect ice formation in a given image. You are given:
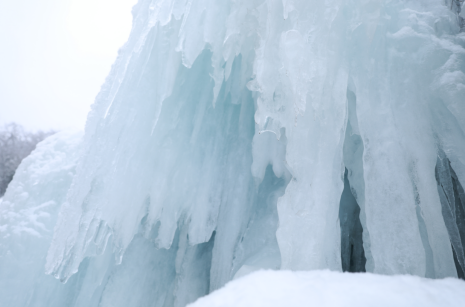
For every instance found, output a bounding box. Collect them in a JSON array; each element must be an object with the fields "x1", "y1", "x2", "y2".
[{"x1": 1, "y1": 0, "x2": 465, "y2": 306}]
